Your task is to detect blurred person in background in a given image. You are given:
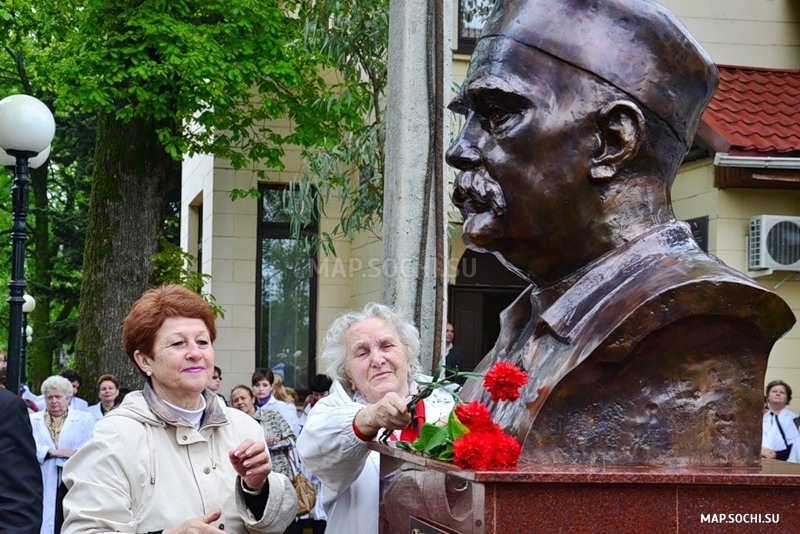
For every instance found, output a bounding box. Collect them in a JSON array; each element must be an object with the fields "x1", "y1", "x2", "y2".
[
  {"x1": 271, "y1": 374, "x2": 291, "y2": 403},
  {"x1": 34, "y1": 369, "x2": 90, "y2": 413},
  {"x1": 762, "y1": 380, "x2": 800, "y2": 462},
  {"x1": 231, "y1": 384, "x2": 300, "y2": 534},
  {"x1": 209, "y1": 365, "x2": 228, "y2": 405},
  {"x1": 298, "y1": 374, "x2": 332, "y2": 432},
  {"x1": 296, "y1": 373, "x2": 332, "y2": 534},
  {"x1": 29, "y1": 375, "x2": 95, "y2": 534},
  {"x1": 4, "y1": 367, "x2": 40, "y2": 412},
  {"x1": 252, "y1": 367, "x2": 300, "y2": 435},
  {"x1": 230, "y1": 385, "x2": 295, "y2": 480},
  {"x1": 88, "y1": 373, "x2": 120, "y2": 421}
]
